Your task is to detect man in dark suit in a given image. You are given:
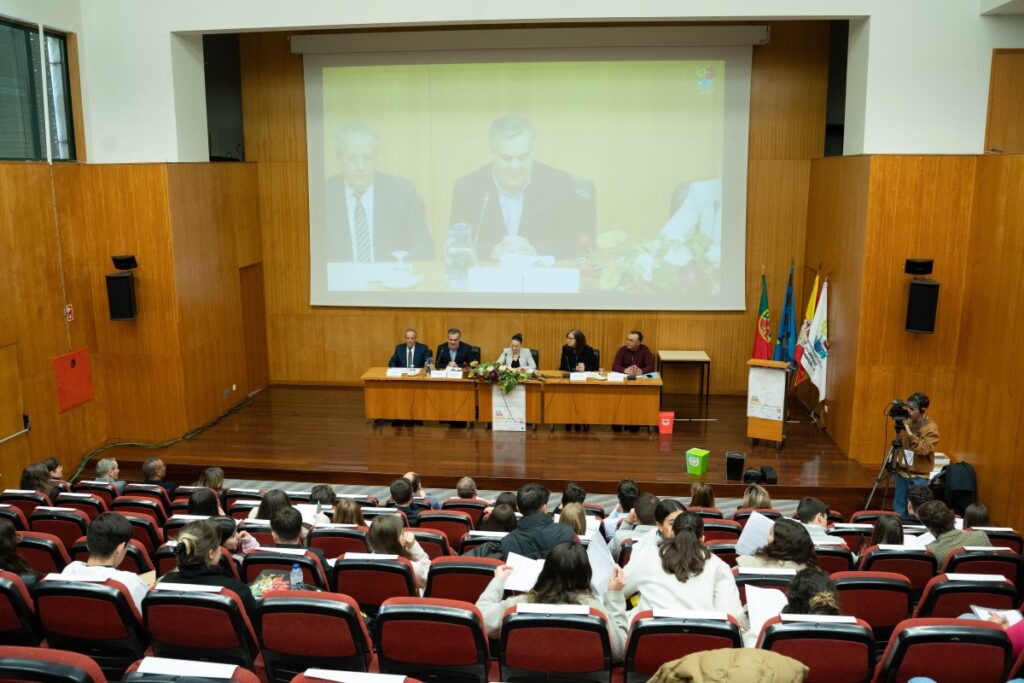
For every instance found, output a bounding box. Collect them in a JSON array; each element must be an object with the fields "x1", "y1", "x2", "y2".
[
  {"x1": 388, "y1": 328, "x2": 433, "y2": 368},
  {"x1": 324, "y1": 124, "x2": 434, "y2": 263},
  {"x1": 450, "y1": 115, "x2": 593, "y2": 261},
  {"x1": 435, "y1": 327, "x2": 478, "y2": 368}
]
